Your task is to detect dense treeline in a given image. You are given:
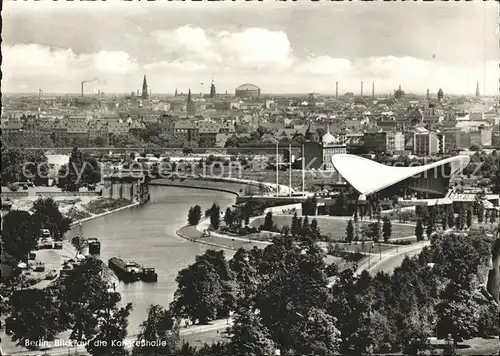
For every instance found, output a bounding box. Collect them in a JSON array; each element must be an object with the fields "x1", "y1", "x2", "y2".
[{"x1": 4, "y1": 210, "x2": 499, "y2": 355}]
